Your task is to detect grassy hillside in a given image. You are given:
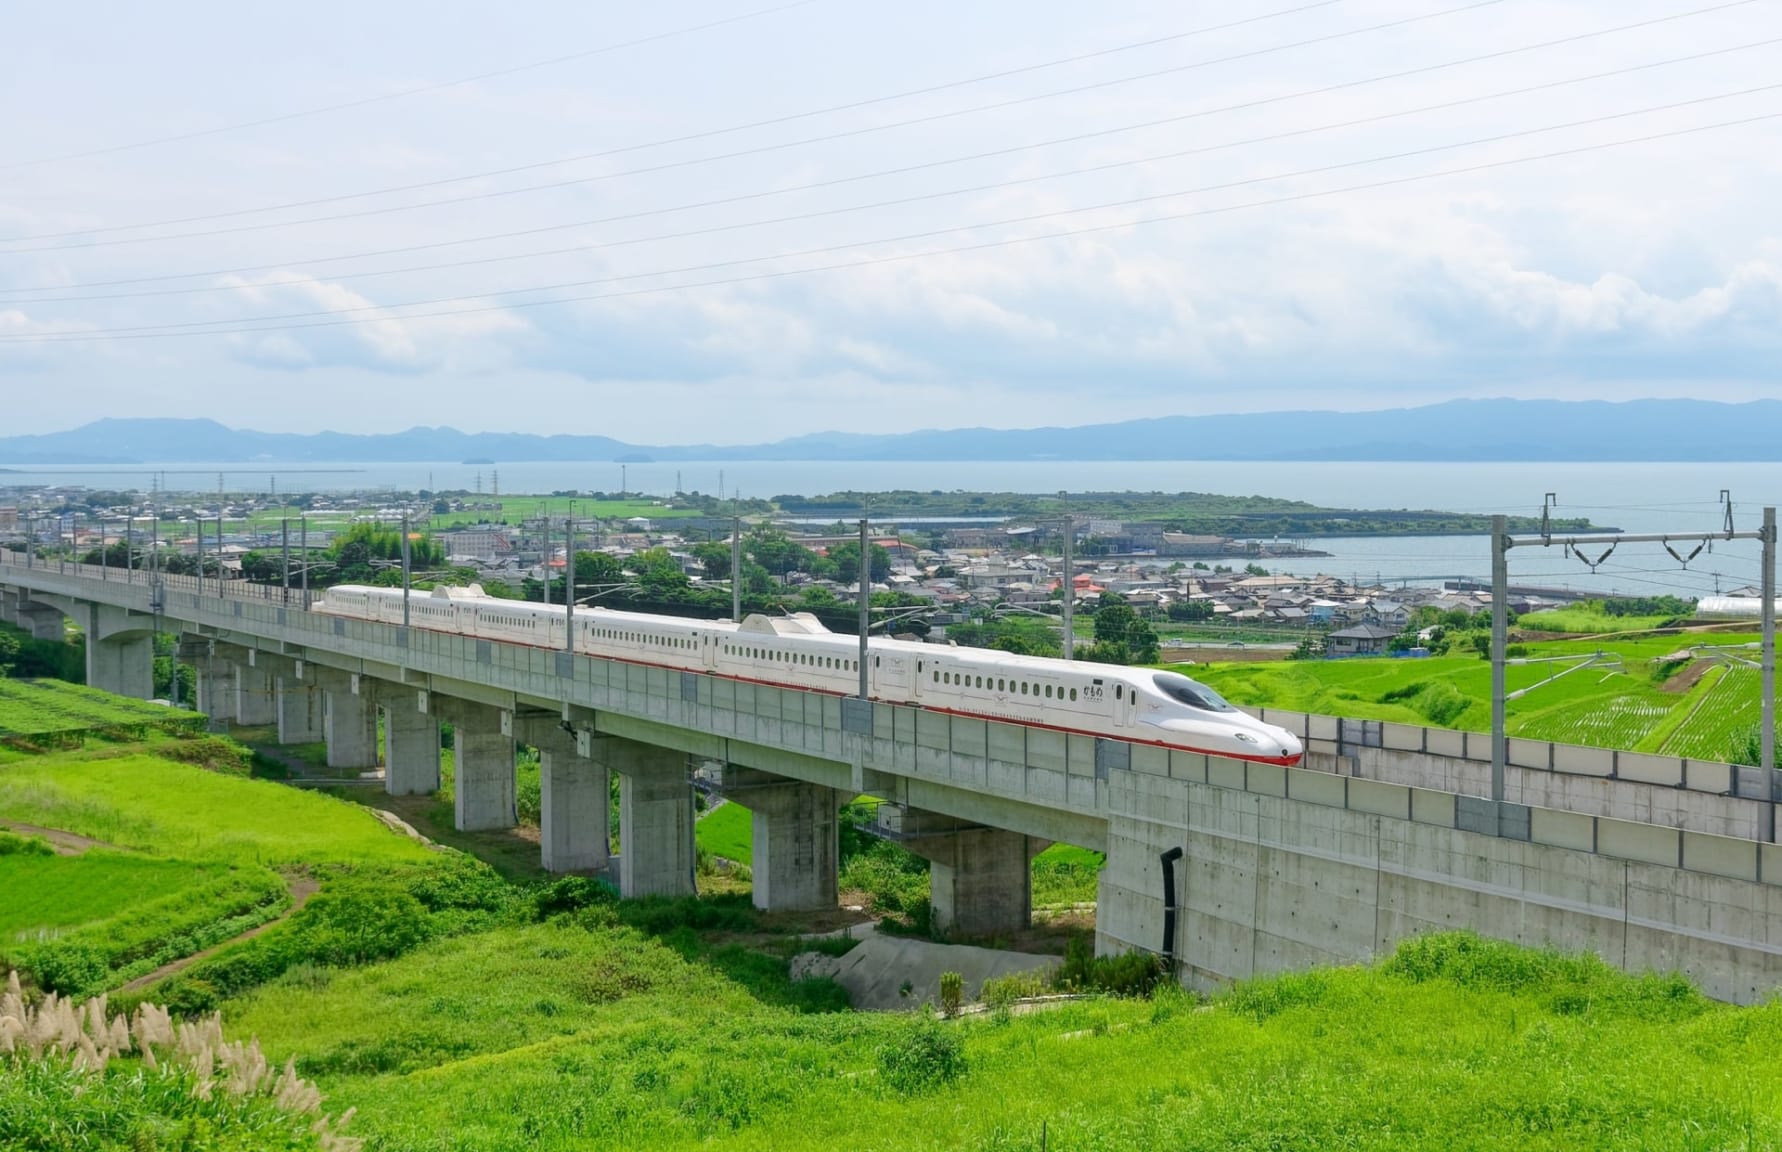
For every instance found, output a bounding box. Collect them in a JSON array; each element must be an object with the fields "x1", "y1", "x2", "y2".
[
  {"x1": 1192, "y1": 632, "x2": 1767, "y2": 762},
  {"x1": 217, "y1": 928, "x2": 1782, "y2": 1151}
]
